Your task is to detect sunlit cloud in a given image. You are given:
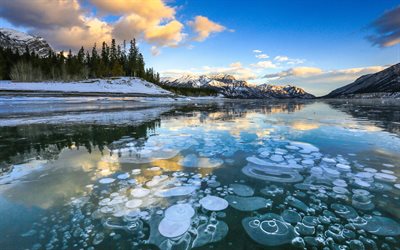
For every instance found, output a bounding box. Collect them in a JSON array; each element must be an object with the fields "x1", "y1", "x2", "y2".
[
  {"x1": 161, "y1": 61, "x2": 257, "y2": 80},
  {"x1": 263, "y1": 65, "x2": 387, "y2": 96},
  {"x1": 253, "y1": 49, "x2": 262, "y2": 53},
  {"x1": 188, "y1": 16, "x2": 226, "y2": 41},
  {"x1": 0, "y1": 0, "x2": 226, "y2": 51}
]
